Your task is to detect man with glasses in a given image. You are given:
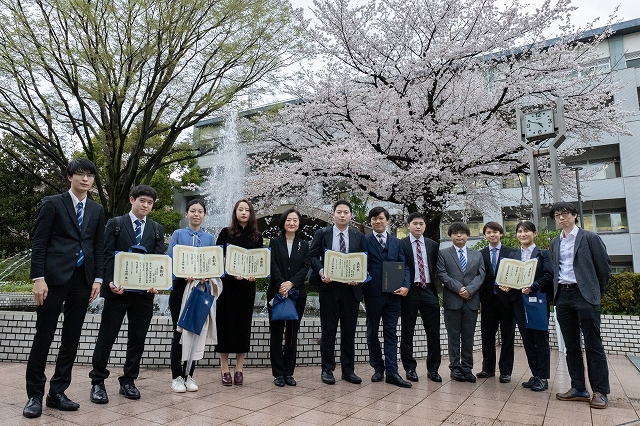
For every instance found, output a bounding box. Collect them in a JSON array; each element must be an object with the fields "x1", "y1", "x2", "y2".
[{"x1": 550, "y1": 202, "x2": 611, "y2": 409}]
